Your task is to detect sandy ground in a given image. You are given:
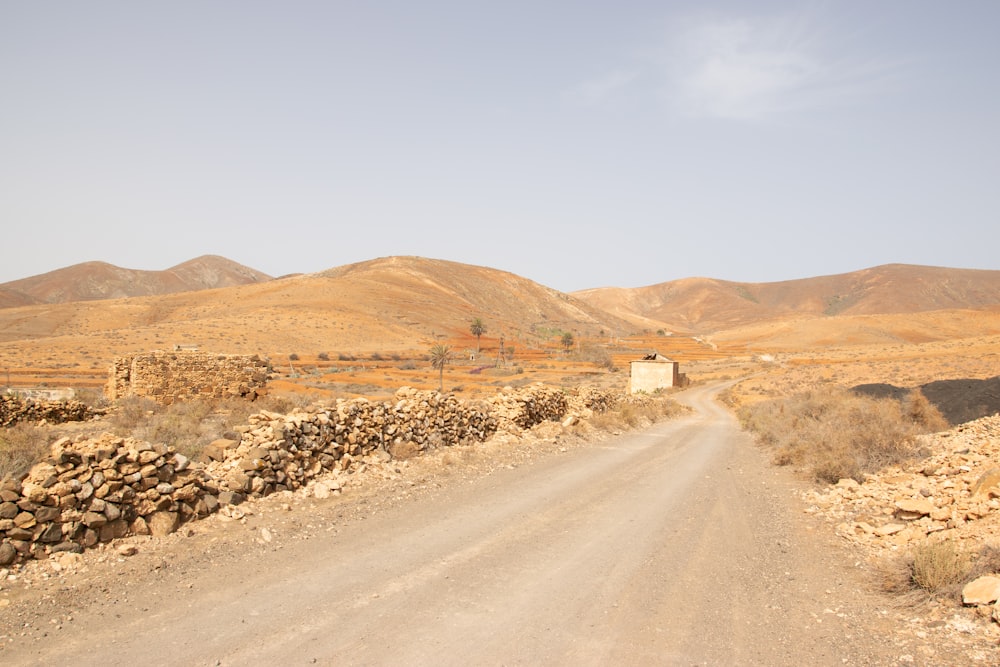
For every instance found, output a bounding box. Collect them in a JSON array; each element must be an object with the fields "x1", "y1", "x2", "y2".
[{"x1": 0, "y1": 383, "x2": 994, "y2": 665}]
